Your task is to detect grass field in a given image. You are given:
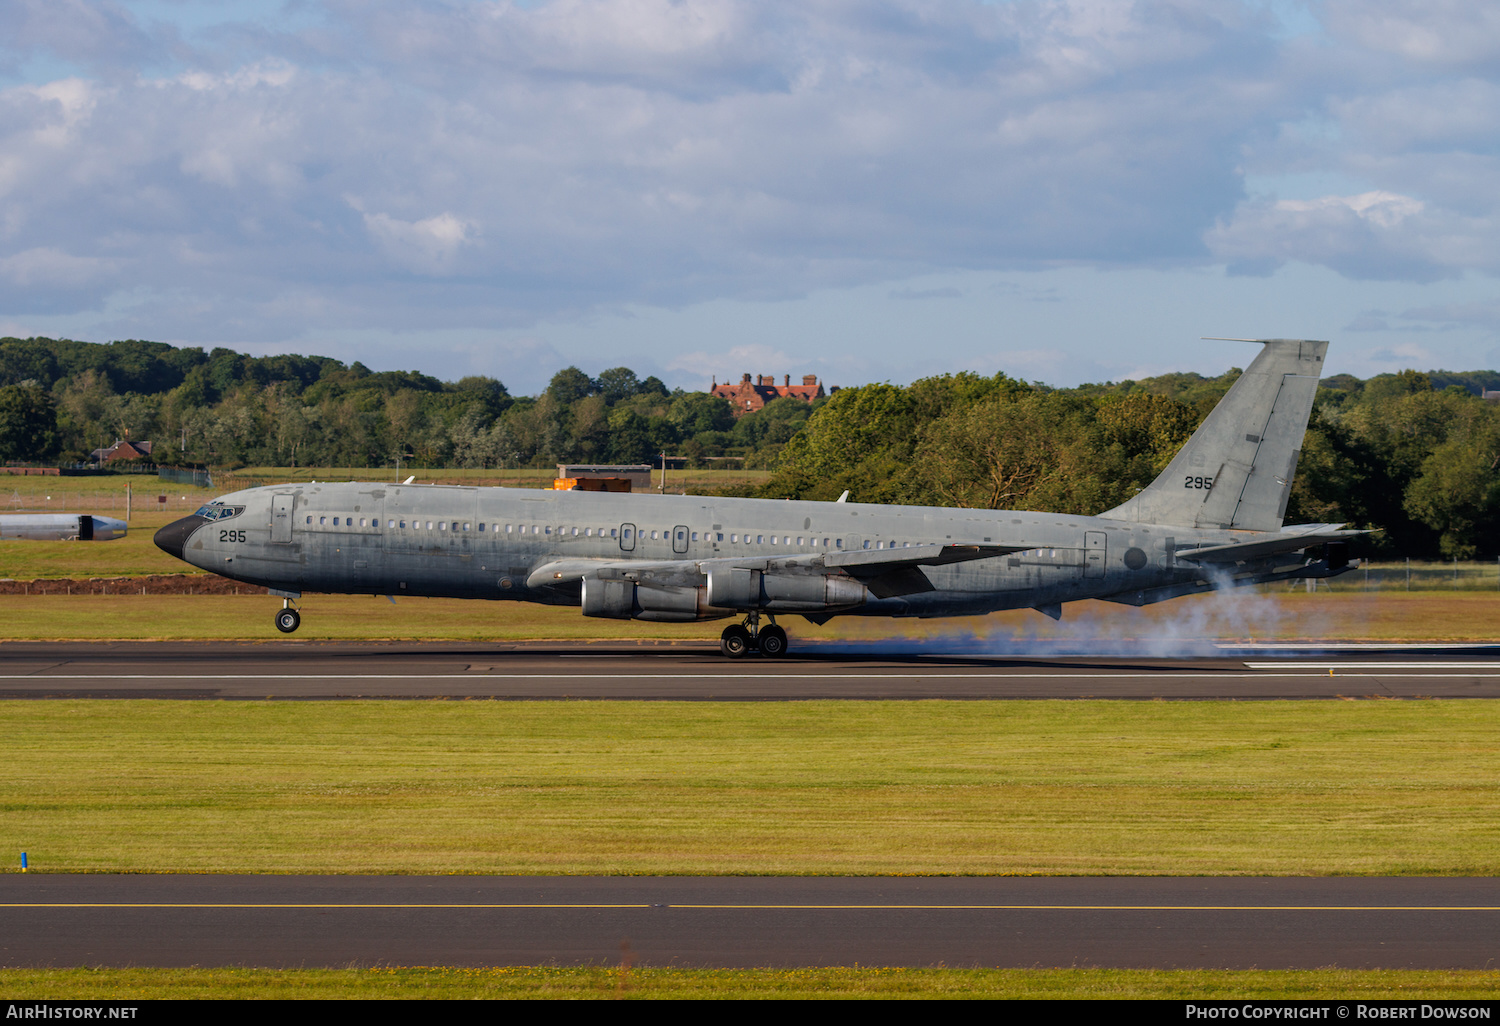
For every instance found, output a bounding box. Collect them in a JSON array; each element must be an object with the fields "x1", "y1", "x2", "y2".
[
  {"x1": 6, "y1": 699, "x2": 1497, "y2": 876},
  {"x1": 0, "y1": 465, "x2": 769, "y2": 515},
  {"x1": 1, "y1": 589, "x2": 1497, "y2": 642},
  {"x1": 2, "y1": 966, "x2": 1497, "y2": 1000}
]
